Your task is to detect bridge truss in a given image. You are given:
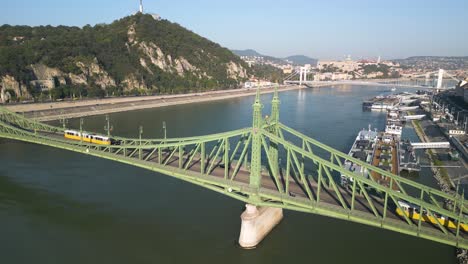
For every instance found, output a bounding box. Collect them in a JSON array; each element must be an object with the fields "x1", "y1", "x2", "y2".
[{"x1": 0, "y1": 88, "x2": 467, "y2": 249}]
